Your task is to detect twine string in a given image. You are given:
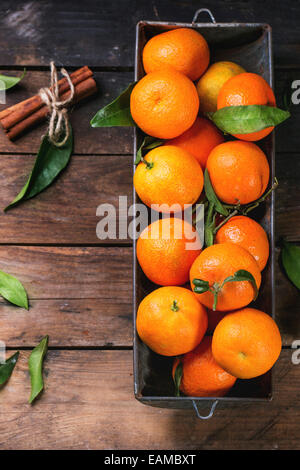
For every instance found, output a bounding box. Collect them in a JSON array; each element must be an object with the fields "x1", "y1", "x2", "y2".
[{"x1": 39, "y1": 61, "x2": 74, "y2": 147}]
